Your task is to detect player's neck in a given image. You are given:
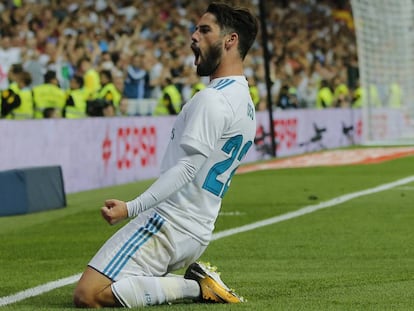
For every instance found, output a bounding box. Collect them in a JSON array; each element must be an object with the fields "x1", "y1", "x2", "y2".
[{"x1": 210, "y1": 58, "x2": 244, "y2": 80}]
